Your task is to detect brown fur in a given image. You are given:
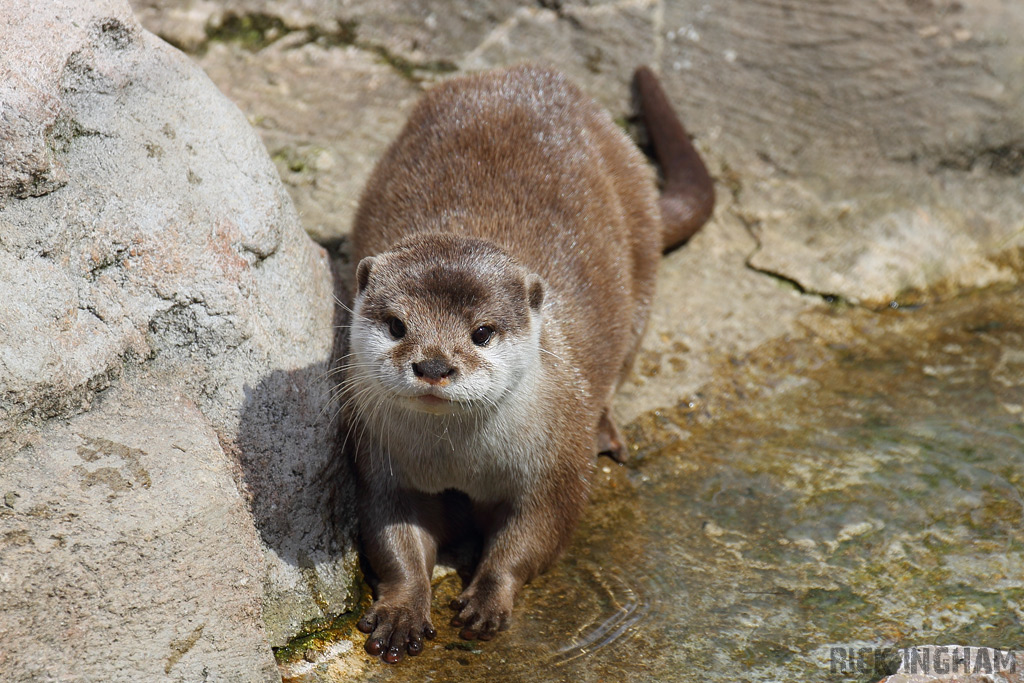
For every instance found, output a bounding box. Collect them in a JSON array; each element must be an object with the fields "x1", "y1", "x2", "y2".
[
  {"x1": 343, "y1": 64, "x2": 714, "y2": 662},
  {"x1": 633, "y1": 65, "x2": 715, "y2": 251}
]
